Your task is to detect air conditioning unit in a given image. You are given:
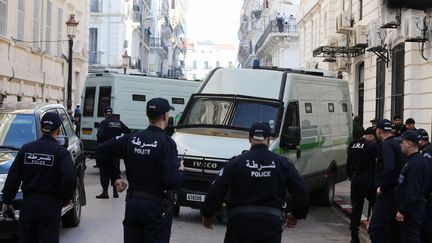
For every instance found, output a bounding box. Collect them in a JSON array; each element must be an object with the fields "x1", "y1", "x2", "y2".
[
  {"x1": 381, "y1": 5, "x2": 400, "y2": 28},
  {"x1": 336, "y1": 58, "x2": 350, "y2": 72},
  {"x1": 405, "y1": 16, "x2": 426, "y2": 42},
  {"x1": 327, "y1": 36, "x2": 338, "y2": 46},
  {"x1": 336, "y1": 11, "x2": 352, "y2": 33},
  {"x1": 353, "y1": 25, "x2": 368, "y2": 47},
  {"x1": 368, "y1": 20, "x2": 386, "y2": 49}
]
